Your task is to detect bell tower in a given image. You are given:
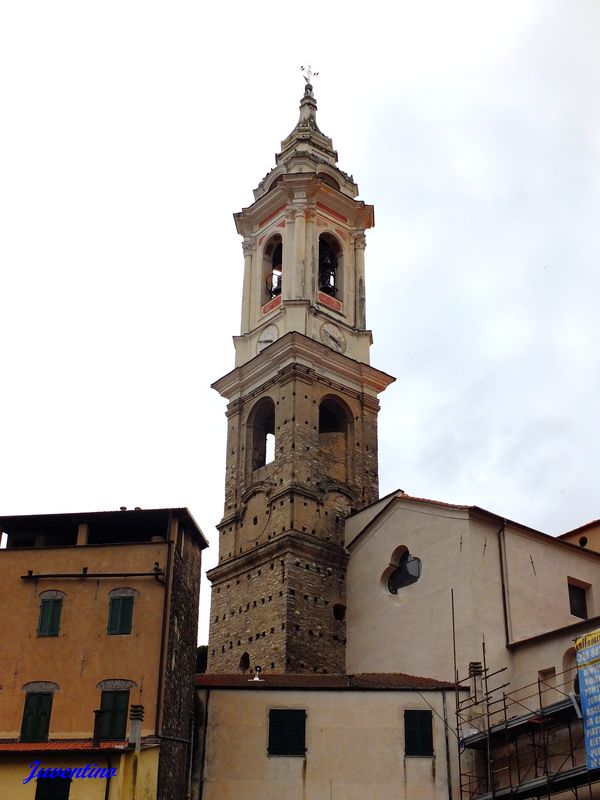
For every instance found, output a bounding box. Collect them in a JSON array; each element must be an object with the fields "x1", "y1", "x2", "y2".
[{"x1": 206, "y1": 77, "x2": 394, "y2": 674}]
